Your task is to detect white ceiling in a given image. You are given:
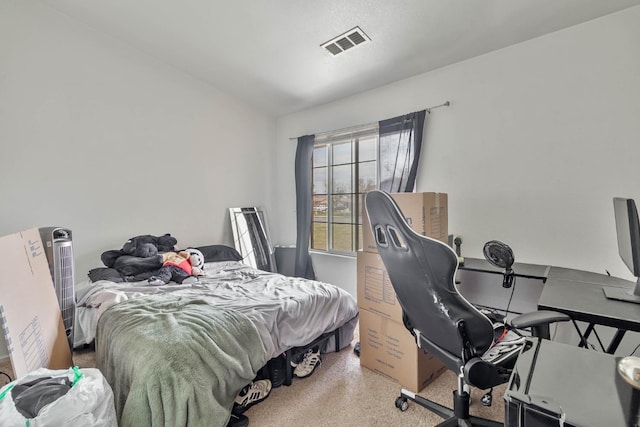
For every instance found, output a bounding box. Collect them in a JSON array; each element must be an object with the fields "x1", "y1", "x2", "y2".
[{"x1": 40, "y1": 0, "x2": 640, "y2": 116}]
